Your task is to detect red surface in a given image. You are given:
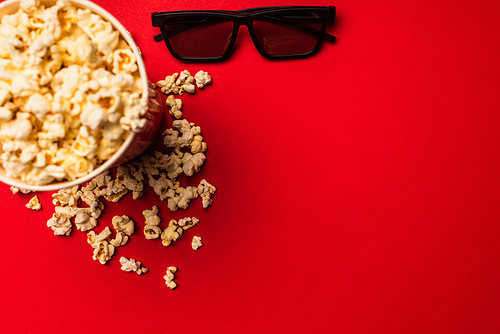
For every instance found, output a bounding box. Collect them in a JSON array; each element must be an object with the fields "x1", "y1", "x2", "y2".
[{"x1": 1, "y1": 0, "x2": 499, "y2": 333}]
